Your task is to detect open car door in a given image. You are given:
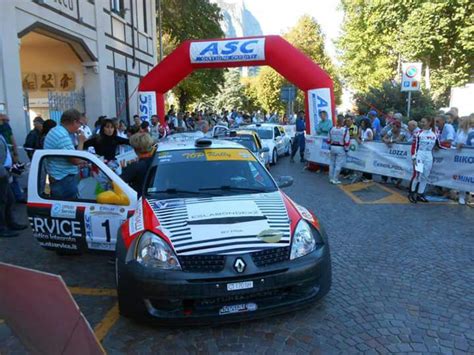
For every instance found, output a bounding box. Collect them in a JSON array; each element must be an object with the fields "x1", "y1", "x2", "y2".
[{"x1": 27, "y1": 150, "x2": 138, "y2": 253}]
